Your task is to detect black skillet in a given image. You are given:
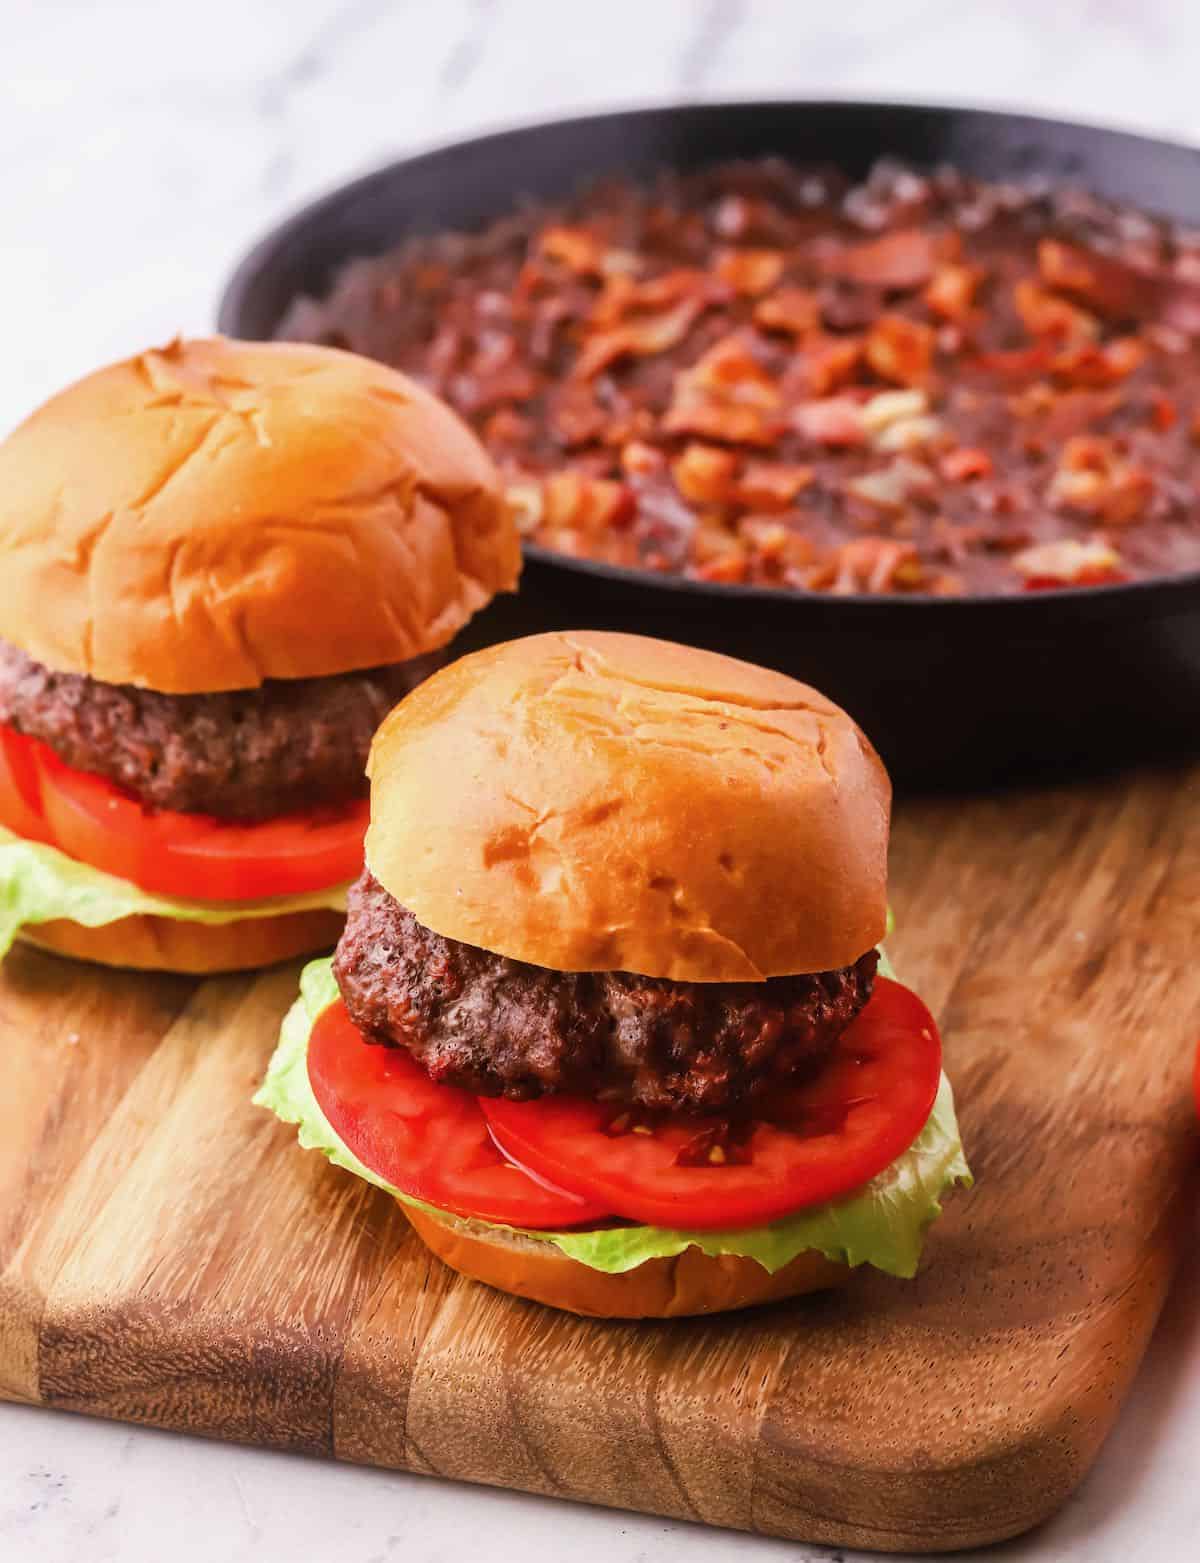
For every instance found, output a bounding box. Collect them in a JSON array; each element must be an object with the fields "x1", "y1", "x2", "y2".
[{"x1": 218, "y1": 101, "x2": 1200, "y2": 788}]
